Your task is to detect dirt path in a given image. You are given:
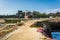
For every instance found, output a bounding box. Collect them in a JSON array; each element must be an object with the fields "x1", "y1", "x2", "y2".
[{"x1": 5, "y1": 20, "x2": 47, "y2": 40}]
